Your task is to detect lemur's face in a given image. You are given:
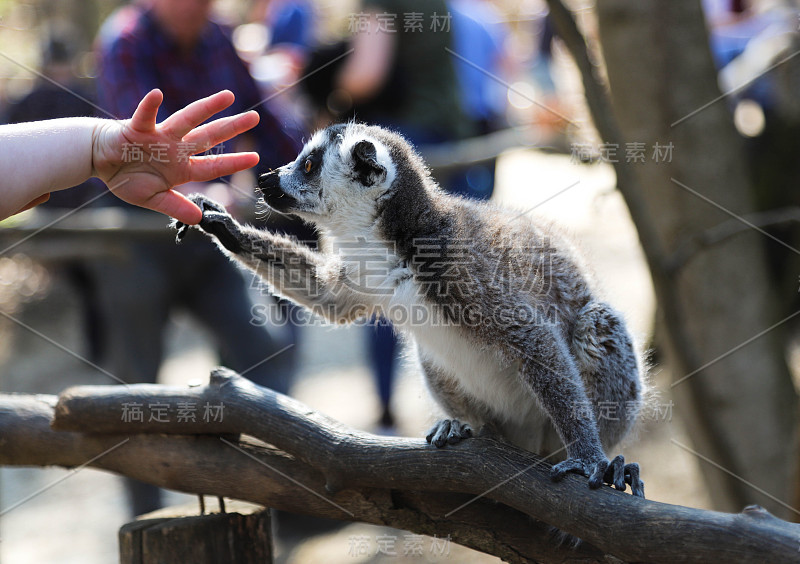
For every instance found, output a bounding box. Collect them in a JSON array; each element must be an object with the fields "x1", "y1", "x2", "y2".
[{"x1": 257, "y1": 123, "x2": 397, "y2": 228}]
